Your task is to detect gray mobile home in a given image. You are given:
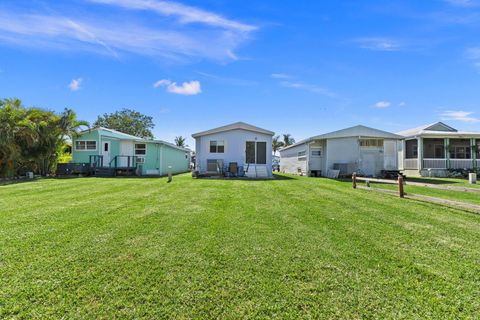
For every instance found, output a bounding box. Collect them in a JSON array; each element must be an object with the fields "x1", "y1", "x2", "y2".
[{"x1": 279, "y1": 125, "x2": 402, "y2": 177}]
